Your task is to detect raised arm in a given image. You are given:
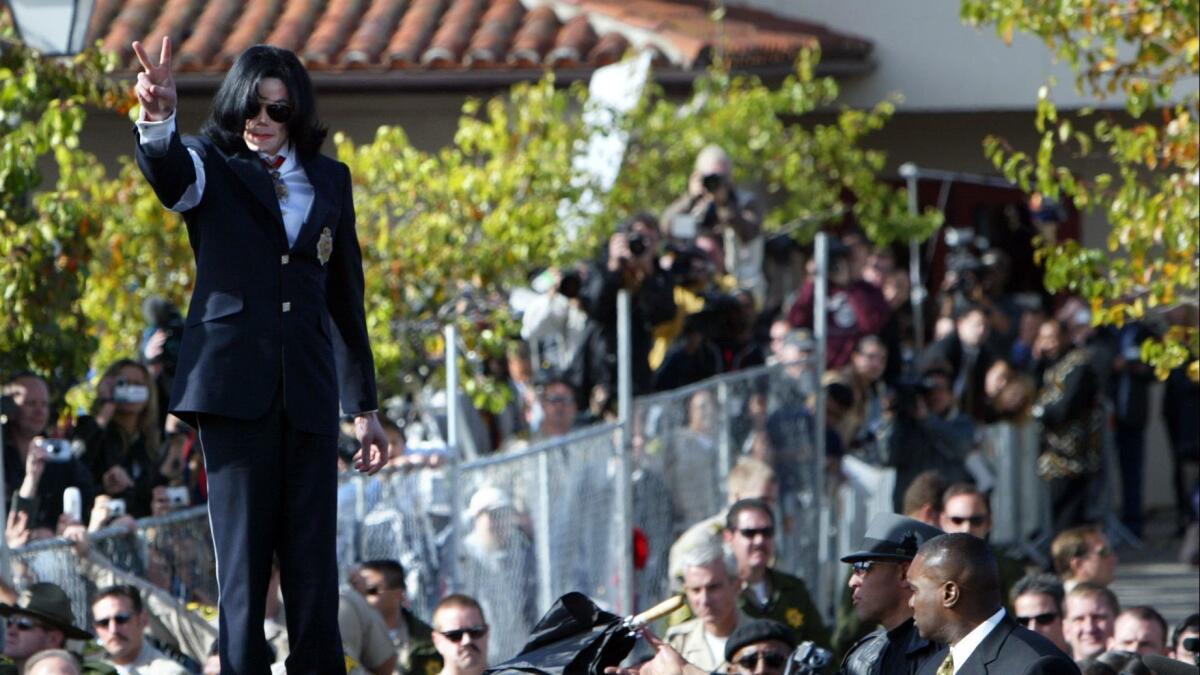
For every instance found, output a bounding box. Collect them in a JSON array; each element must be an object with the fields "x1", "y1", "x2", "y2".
[{"x1": 132, "y1": 37, "x2": 207, "y2": 212}]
